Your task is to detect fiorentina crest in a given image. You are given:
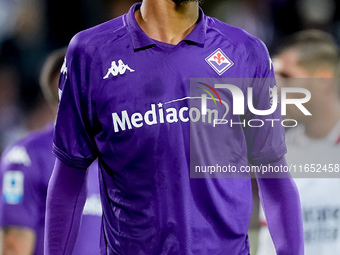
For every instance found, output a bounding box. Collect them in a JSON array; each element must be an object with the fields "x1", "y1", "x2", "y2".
[{"x1": 205, "y1": 48, "x2": 234, "y2": 75}]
